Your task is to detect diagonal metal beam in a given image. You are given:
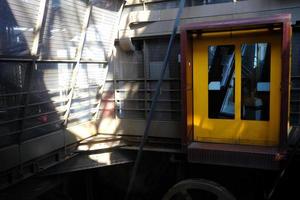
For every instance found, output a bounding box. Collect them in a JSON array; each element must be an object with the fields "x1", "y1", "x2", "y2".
[
  {"x1": 31, "y1": 0, "x2": 48, "y2": 56},
  {"x1": 94, "y1": 1, "x2": 126, "y2": 121},
  {"x1": 63, "y1": 3, "x2": 93, "y2": 127}
]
